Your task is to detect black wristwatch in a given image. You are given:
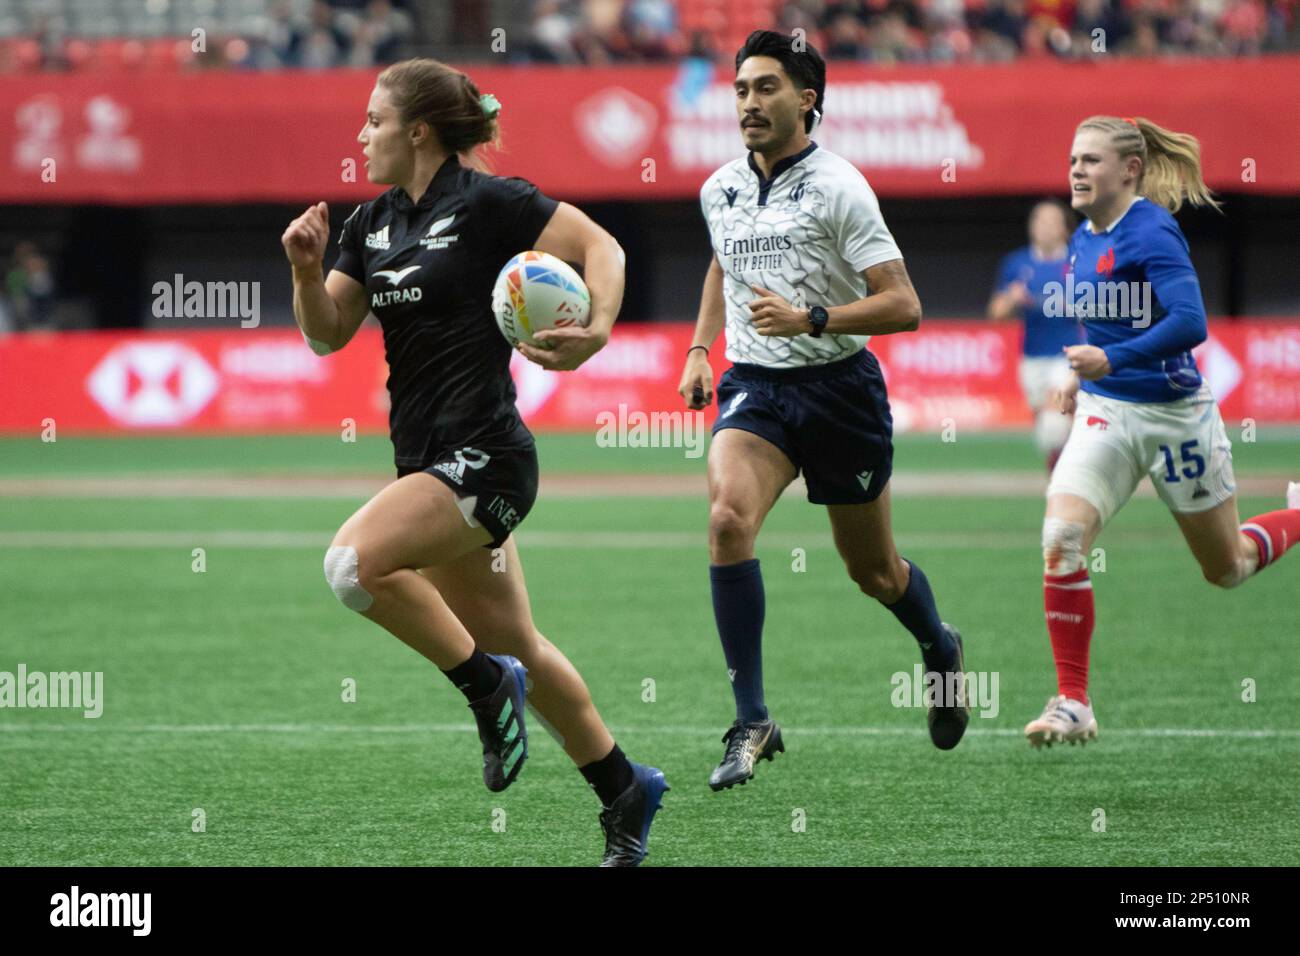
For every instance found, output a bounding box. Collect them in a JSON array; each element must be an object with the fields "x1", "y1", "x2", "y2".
[{"x1": 807, "y1": 305, "x2": 829, "y2": 338}]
